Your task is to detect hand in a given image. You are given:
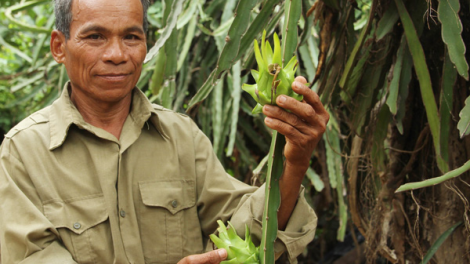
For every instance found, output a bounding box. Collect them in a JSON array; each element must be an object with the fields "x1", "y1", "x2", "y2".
[
  {"x1": 177, "y1": 249, "x2": 227, "y2": 264},
  {"x1": 262, "y1": 76, "x2": 329, "y2": 172}
]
